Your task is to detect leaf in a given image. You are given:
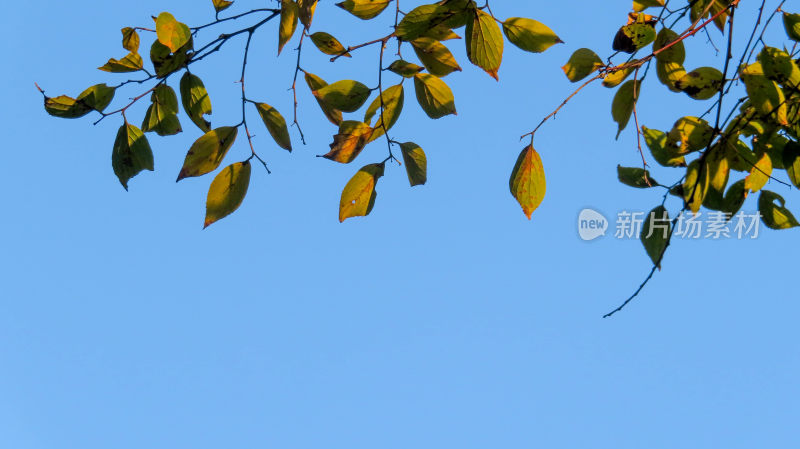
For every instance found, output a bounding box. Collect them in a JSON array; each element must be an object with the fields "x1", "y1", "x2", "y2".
[
  {"x1": 640, "y1": 206, "x2": 670, "y2": 268},
  {"x1": 602, "y1": 63, "x2": 636, "y2": 88},
  {"x1": 502, "y1": 17, "x2": 562, "y2": 54},
  {"x1": 633, "y1": 0, "x2": 665, "y2": 12},
  {"x1": 44, "y1": 84, "x2": 116, "y2": 118},
  {"x1": 509, "y1": 144, "x2": 546, "y2": 219},
  {"x1": 783, "y1": 141, "x2": 800, "y2": 188},
  {"x1": 310, "y1": 31, "x2": 351, "y2": 57},
  {"x1": 336, "y1": 0, "x2": 391, "y2": 20},
  {"x1": 744, "y1": 152, "x2": 772, "y2": 193},
  {"x1": 112, "y1": 123, "x2": 154, "y2": 190},
  {"x1": 212, "y1": 0, "x2": 234, "y2": 13},
  {"x1": 387, "y1": 59, "x2": 425, "y2": 78},
  {"x1": 279, "y1": 0, "x2": 299, "y2": 55},
  {"x1": 759, "y1": 190, "x2": 800, "y2": 229},
  {"x1": 562, "y1": 48, "x2": 604, "y2": 82},
  {"x1": 396, "y1": 4, "x2": 452, "y2": 41},
  {"x1": 612, "y1": 23, "x2": 656, "y2": 53},
  {"x1": 305, "y1": 72, "x2": 343, "y2": 125},
  {"x1": 255, "y1": 103, "x2": 292, "y2": 151},
  {"x1": 413, "y1": 73, "x2": 456, "y2": 119},
  {"x1": 121, "y1": 27, "x2": 140, "y2": 53},
  {"x1": 98, "y1": 52, "x2": 144, "y2": 73},
  {"x1": 179, "y1": 72, "x2": 213, "y2": 133},
  {"x1": 364, "y1": 84, "x2": 404, "y2": 142},
  {"x1": 617, "y1": 165, "x2": 657, "y2": 188},
  {"x1": 322, "y1": 121, "x2": 374, "y2": 163},
  {"x1": 465, "y1": 9, "x2": 503, "y2": 80},
  {"x1": 656, "y1": 60, "x2": 686, "y2": 92},
  {"x1": 721, "y1": 179, "x2": 747, "y2": 217},
  {"x1": 156, "y1": 12, "x2": 191, "y2": 53},
  {"x1": 400, "y1": 142, "x2": 427, "y2": 186},
  {"x1": 666, "y1": 116, "x2": 713, "y2": 154},
  {"x1": 783, "y1": 12, "x2": 800, "y2": 42},
  {"x1": 611, "y1": 80, "x2": 641, "y2": 139},
  {"x1": 740, "y1": 62, "x2": 789, "y2": 125},
  {"x1": 177, "y1": 126, "x2": 238, "y2": 181},
  {"x1": 641, "y1": 126, "x2": 685, "y2": 167},
  {"x1": 675, "y1": 67, "x2": 723, "y2": 100},
  {"x1": 758, "y1": 47, "x2": 800, "y2": 87},
  {"x1": 315, "y1": 80, "x2": 371, "y2": 113},
  {"x1": 339, "y1": 163, "x2": 384, "y2": 222},
  {"x1": 683, "y1": 159, "x2": 709, "y2": 214},
  {"x1": 298, "y1": 0, "x2": 317, "y2": 29},
  {"x1": 653, "y1": 27, "x2": 685, "y2": 64},
  {"x1": 141, "y1": 84, "x2": 182, "y2": 136},
  {"x1": 411, "y1": 37, "x2": 462, "y2": 77},
  {"x1": 690, "y1": 0, "x2": 728, "y2": 32},
  {"x1": 150, "y1": 39, "x2": 191, "y2": 78},
  {"x1": 204, "y1": 161, "x2": 252, "y2": 228}
]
